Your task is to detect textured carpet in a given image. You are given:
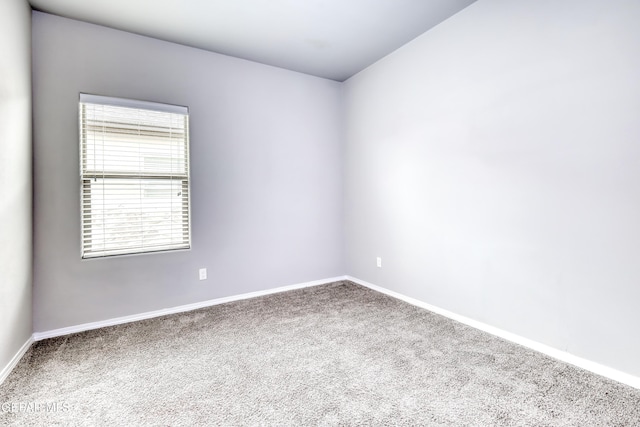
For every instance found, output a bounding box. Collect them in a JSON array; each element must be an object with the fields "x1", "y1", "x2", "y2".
[{"x1": 1, "y1": 281, "x2": 640, "y2": 426}]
